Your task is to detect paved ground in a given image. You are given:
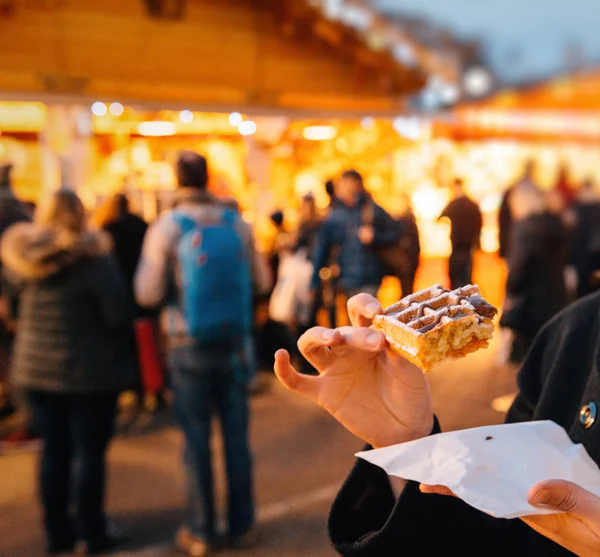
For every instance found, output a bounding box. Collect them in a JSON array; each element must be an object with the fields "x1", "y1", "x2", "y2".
[{"x1": 0, "y1": 256, "x2": 518, "y2": 557}]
